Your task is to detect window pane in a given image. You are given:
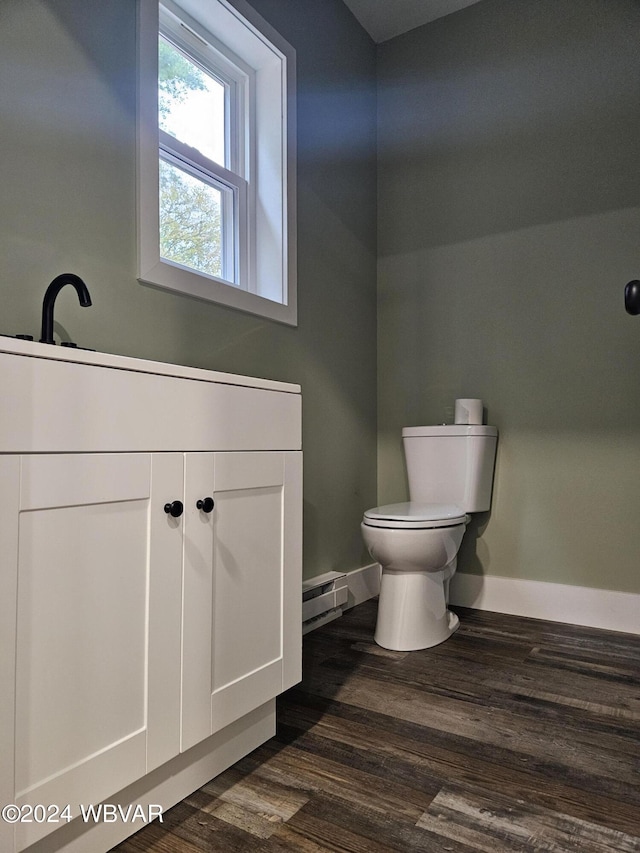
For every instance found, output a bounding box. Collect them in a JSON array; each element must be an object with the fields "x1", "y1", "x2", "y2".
[
  {"x1": 159, "y1": 36, "x2": 226, "y2": 167},
  {"x1": 159, "y1": 159, "x2": 233, "y2": 280}
]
